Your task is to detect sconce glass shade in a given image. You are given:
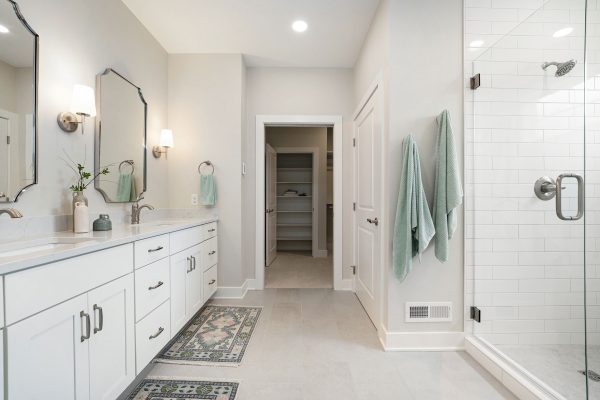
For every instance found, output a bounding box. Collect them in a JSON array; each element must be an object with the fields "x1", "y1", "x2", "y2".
[
  {"x1": 71, "y1": 84, "x2": 96, "y2": 117},
  {"x1": 159, "y1": 129, "x2": 174, "y2": 148}
]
